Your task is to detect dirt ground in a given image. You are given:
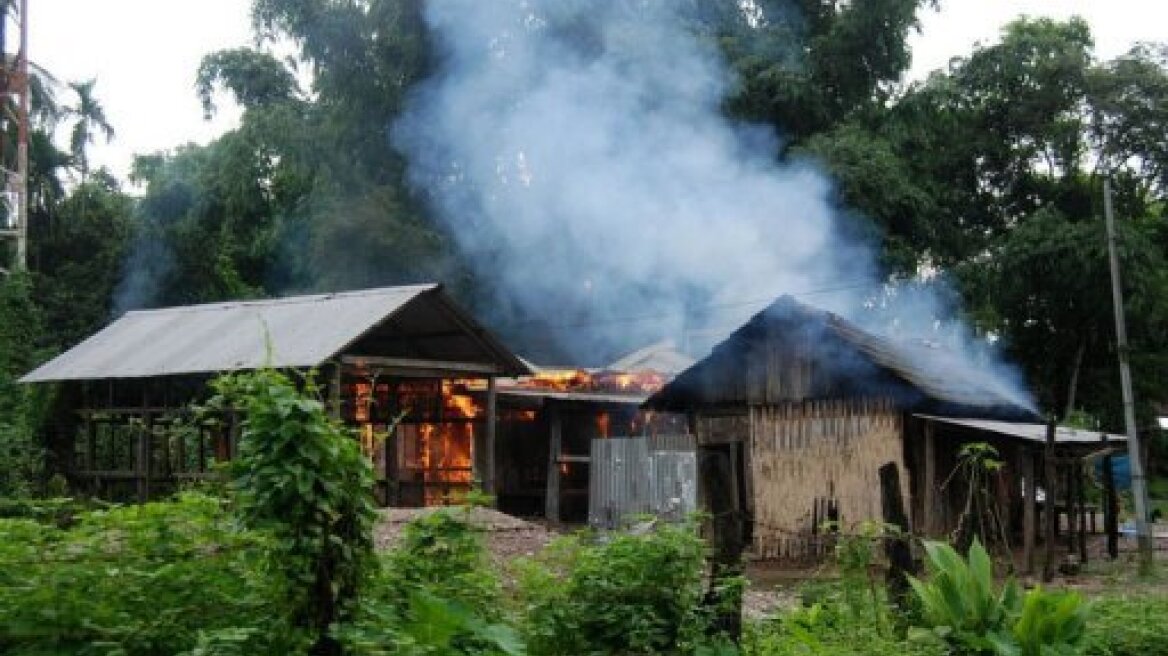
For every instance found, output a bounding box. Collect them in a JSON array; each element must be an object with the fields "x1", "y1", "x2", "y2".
[{"x1": 374, "y1": 507, "x2": 556, "y2": 565}]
